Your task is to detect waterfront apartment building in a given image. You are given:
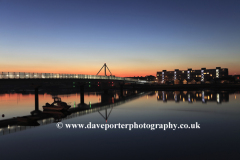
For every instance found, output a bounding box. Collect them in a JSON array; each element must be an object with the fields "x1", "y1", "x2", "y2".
[{"x1": 156, "y1": 67, "x2": 228, "y2": 84}]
